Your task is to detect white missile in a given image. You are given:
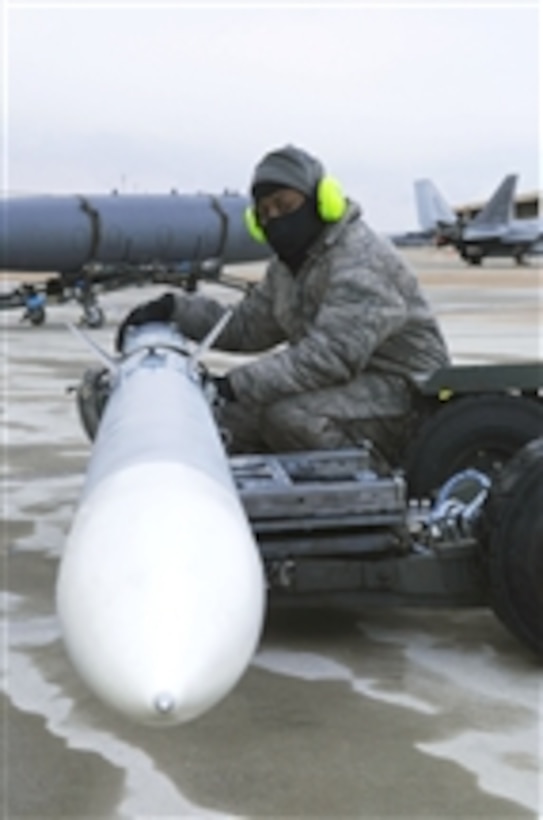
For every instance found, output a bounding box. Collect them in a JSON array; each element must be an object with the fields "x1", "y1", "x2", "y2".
[{"x1": 57, "y1": 323, "x2": 266, "y2": 725}]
